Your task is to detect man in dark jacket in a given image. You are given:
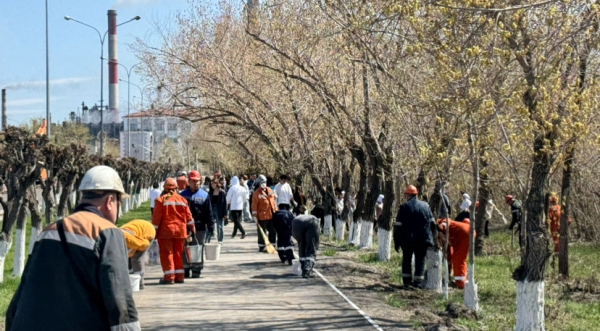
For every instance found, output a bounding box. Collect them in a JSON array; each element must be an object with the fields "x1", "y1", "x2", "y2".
[
  {"x1": 506, "y1": 195, "x2": 523, "y2": 247},
  {"x1": 180, "y1": 170, "x2": 214, "y2": 278},
  {"x1": 393, "y1": 185, "x2": 436, "y2": 288},
  {"x1": 272, "y1": 206, "x2": 296, "y2": 265},
  {"x1": 292, "y1": 205, "x2": 323, "y2": 278},
  {"x1": 6, "y1": 165, "x2": 139, "y2": 331}
]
